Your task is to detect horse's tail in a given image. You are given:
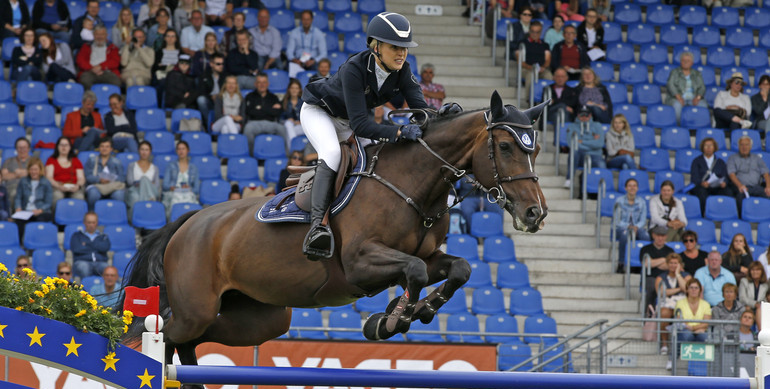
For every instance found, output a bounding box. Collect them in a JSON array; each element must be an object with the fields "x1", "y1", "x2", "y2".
[{"x1": 118, "y1": 210, "x2": 199, "y2": 344}]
